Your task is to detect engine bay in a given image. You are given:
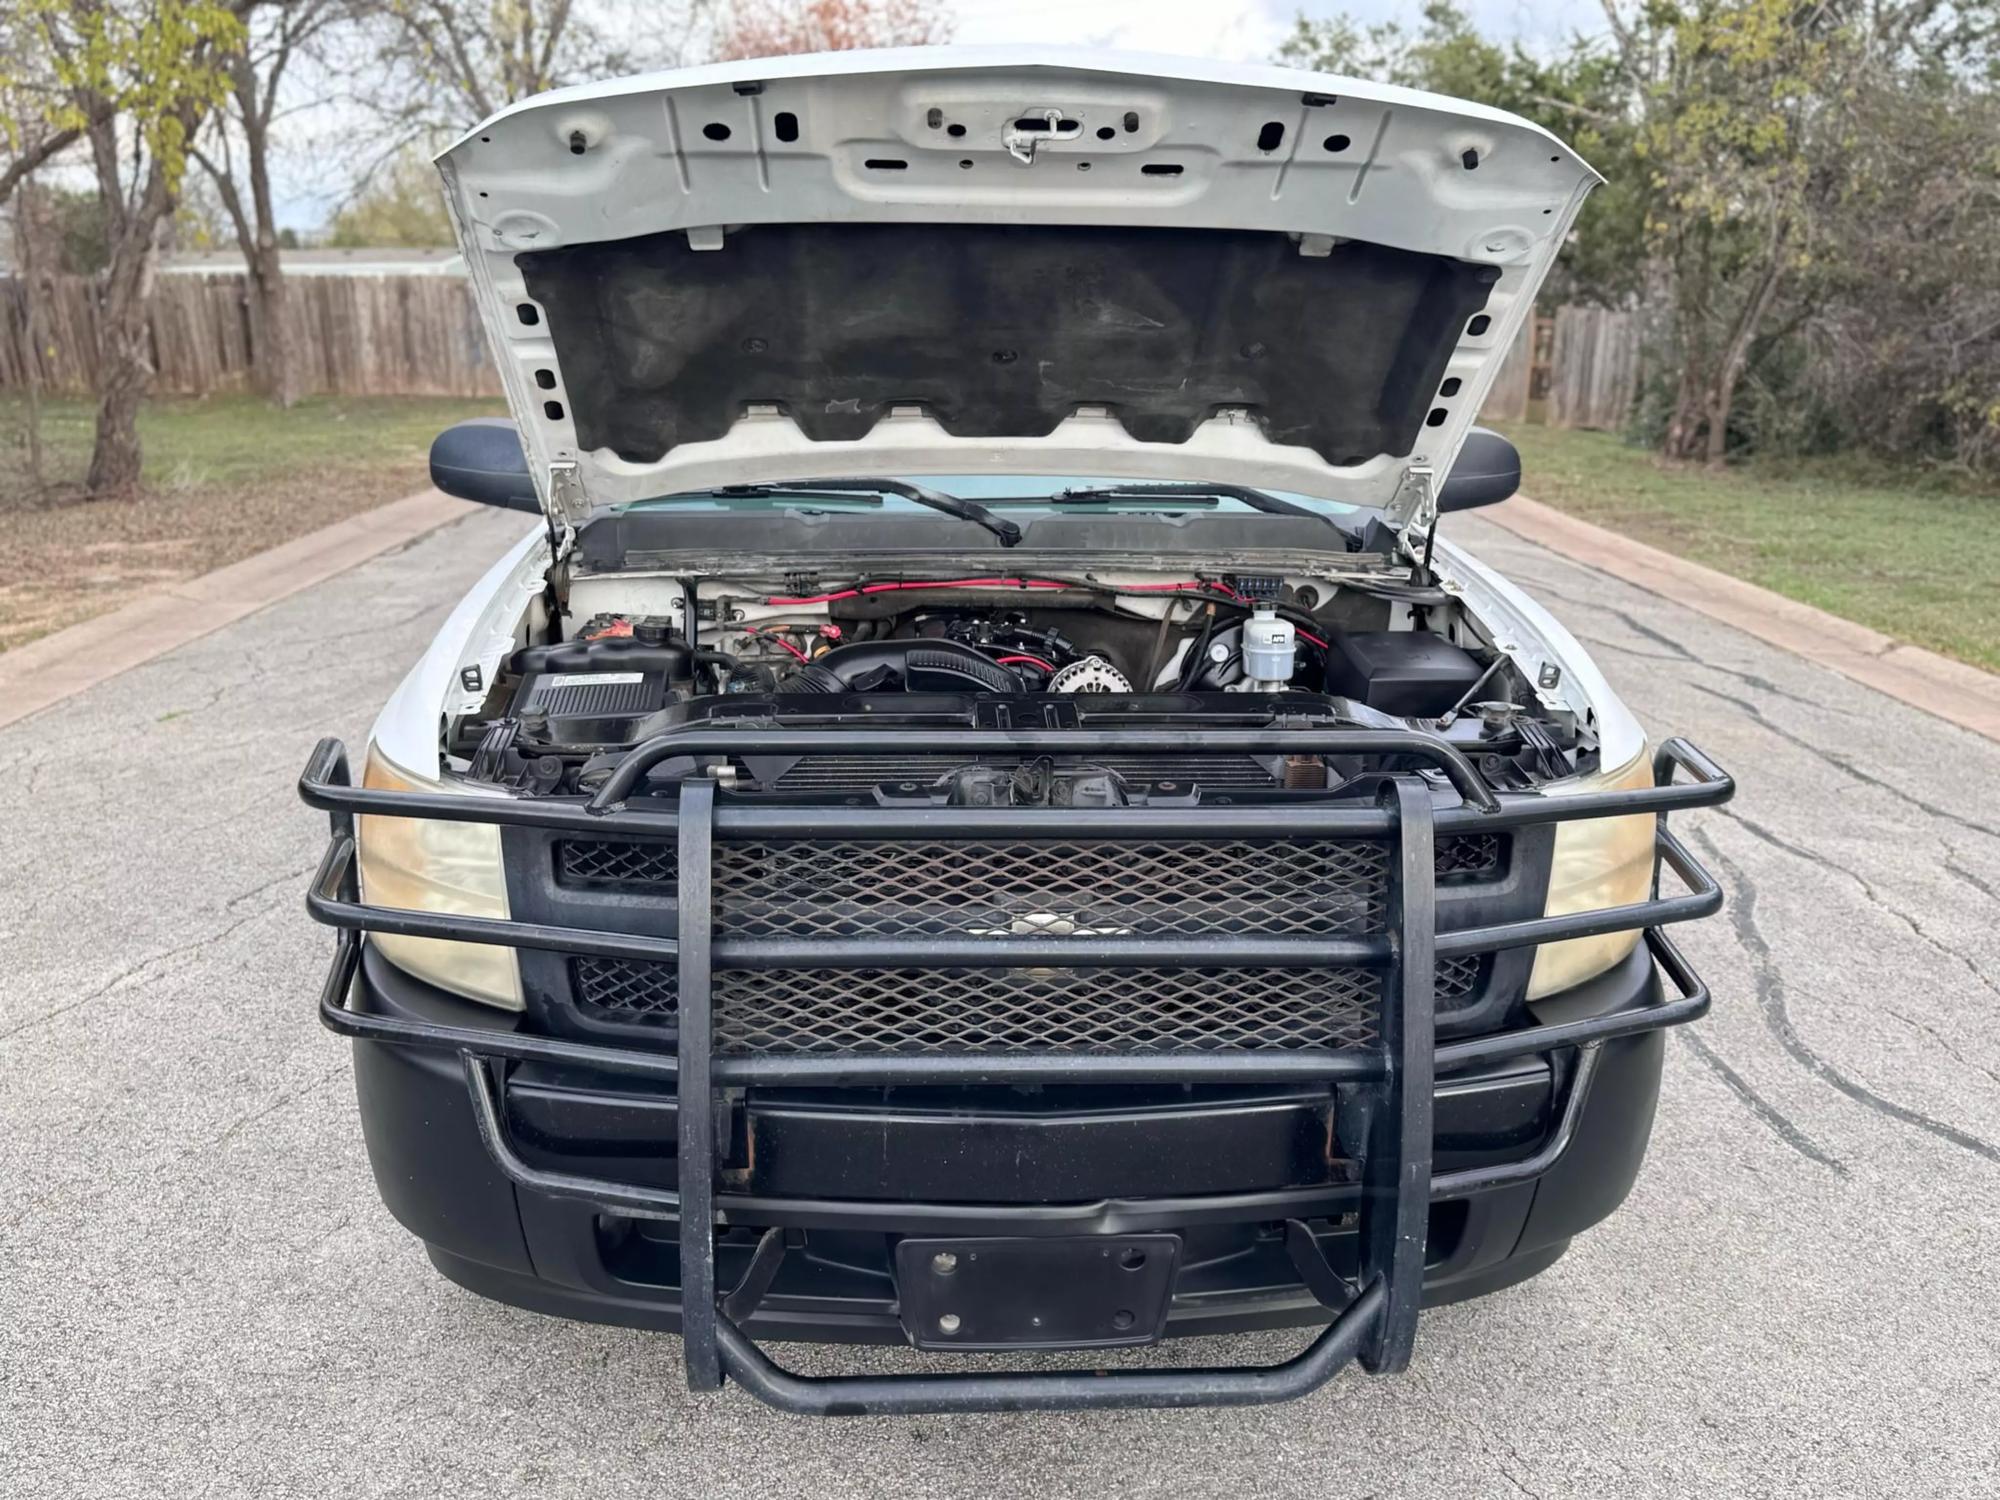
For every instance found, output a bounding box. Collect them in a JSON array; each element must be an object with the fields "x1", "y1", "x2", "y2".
[{"x1": 449, "y1": 565, "x2": 1589, "y2": 804}]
